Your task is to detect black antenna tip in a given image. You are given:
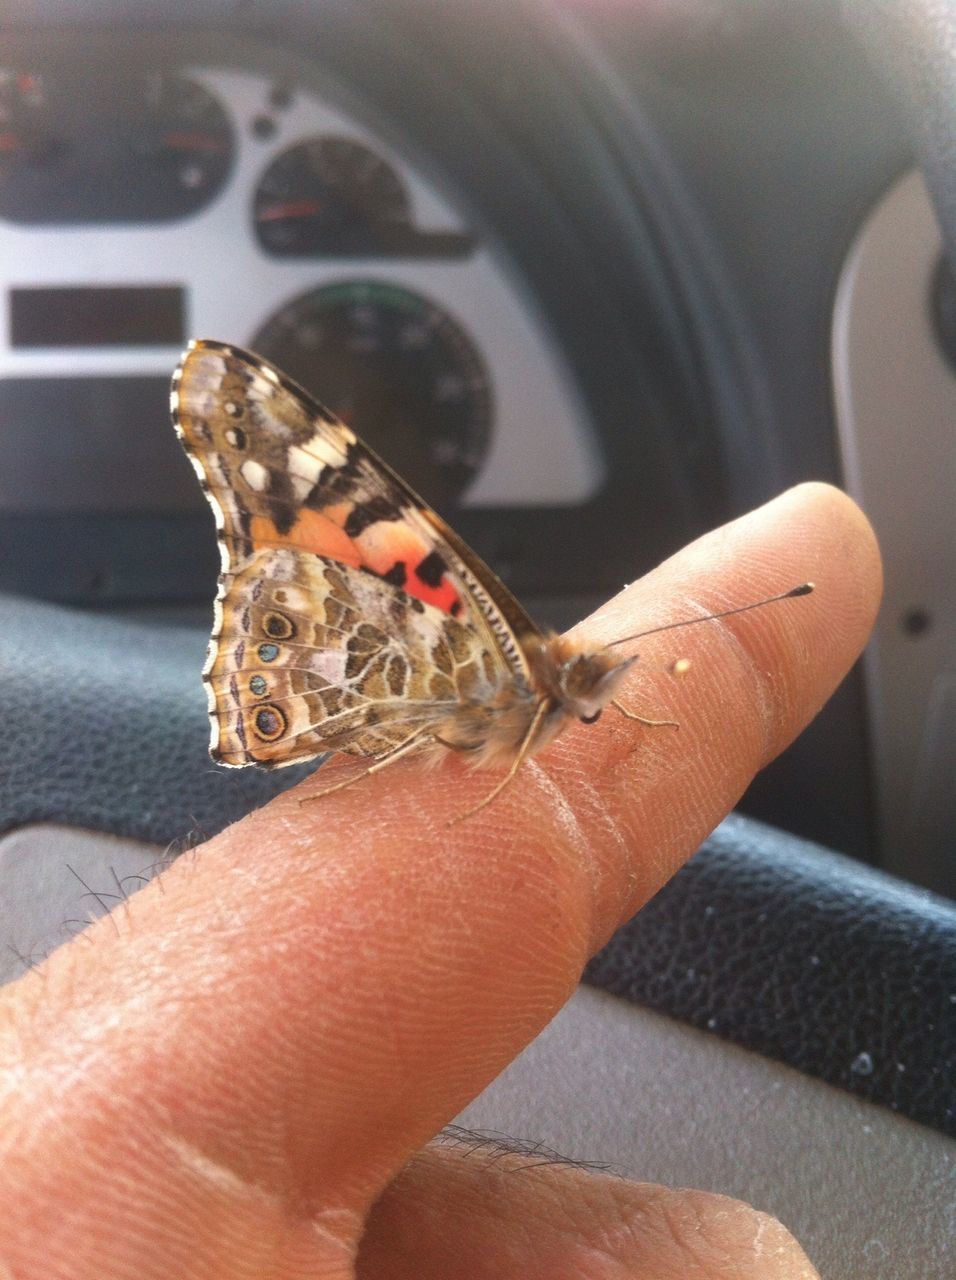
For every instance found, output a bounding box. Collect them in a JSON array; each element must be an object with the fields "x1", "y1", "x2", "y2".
[{"x1": 788, "y1": 582, "x2": 815, "y2": 598}]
